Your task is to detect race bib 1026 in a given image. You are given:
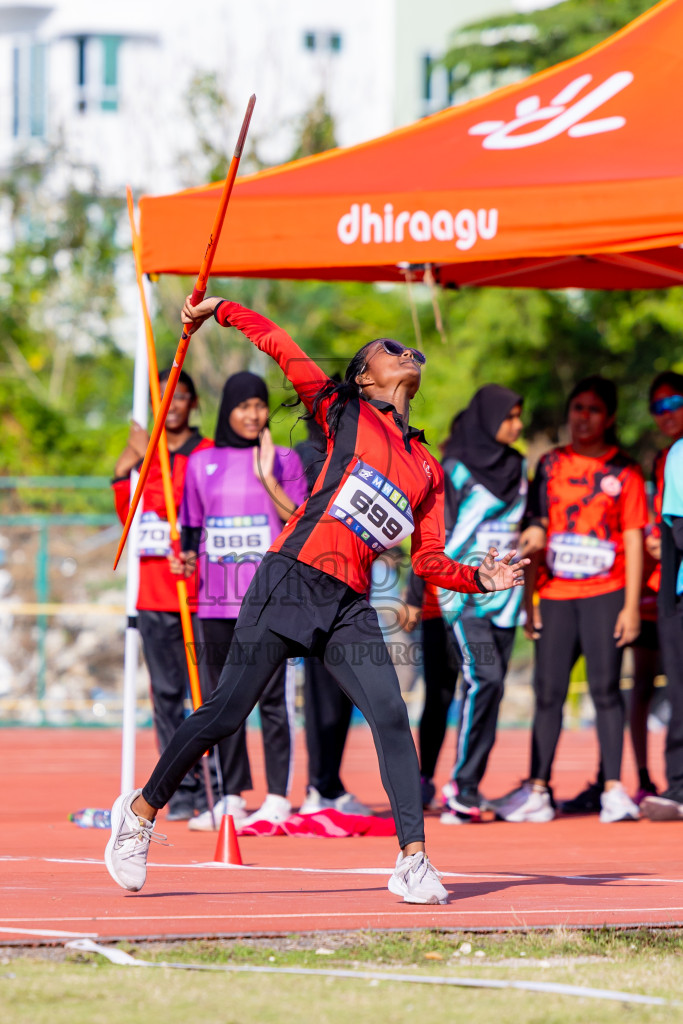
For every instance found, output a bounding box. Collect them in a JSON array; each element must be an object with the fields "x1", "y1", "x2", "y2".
[
  {"x1": 136, "y1": 512, "x2": 171, "y2": 558},
  {"x1": 547, "y1": 532, "x2": 616, "y2": 580},
  {"x1": 329, "y1": 460, "x2": 414, "y2": 552},
  {"x1": 205, "y1": 515, "x2": 271, "y2": 564}
]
